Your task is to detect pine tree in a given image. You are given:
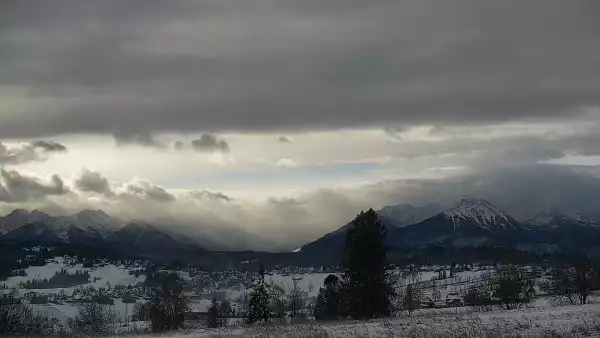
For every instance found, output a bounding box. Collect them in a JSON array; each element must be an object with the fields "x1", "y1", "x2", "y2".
[
  {"x1": 341, "y1": 209, "x2": 394, "y2": 319},
  {"x1": 246, "y1": 265, "x2": 271, "y2": 325},
  {"x1": 314, "y1": 274, "x2": 340, "y2": 321}
]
